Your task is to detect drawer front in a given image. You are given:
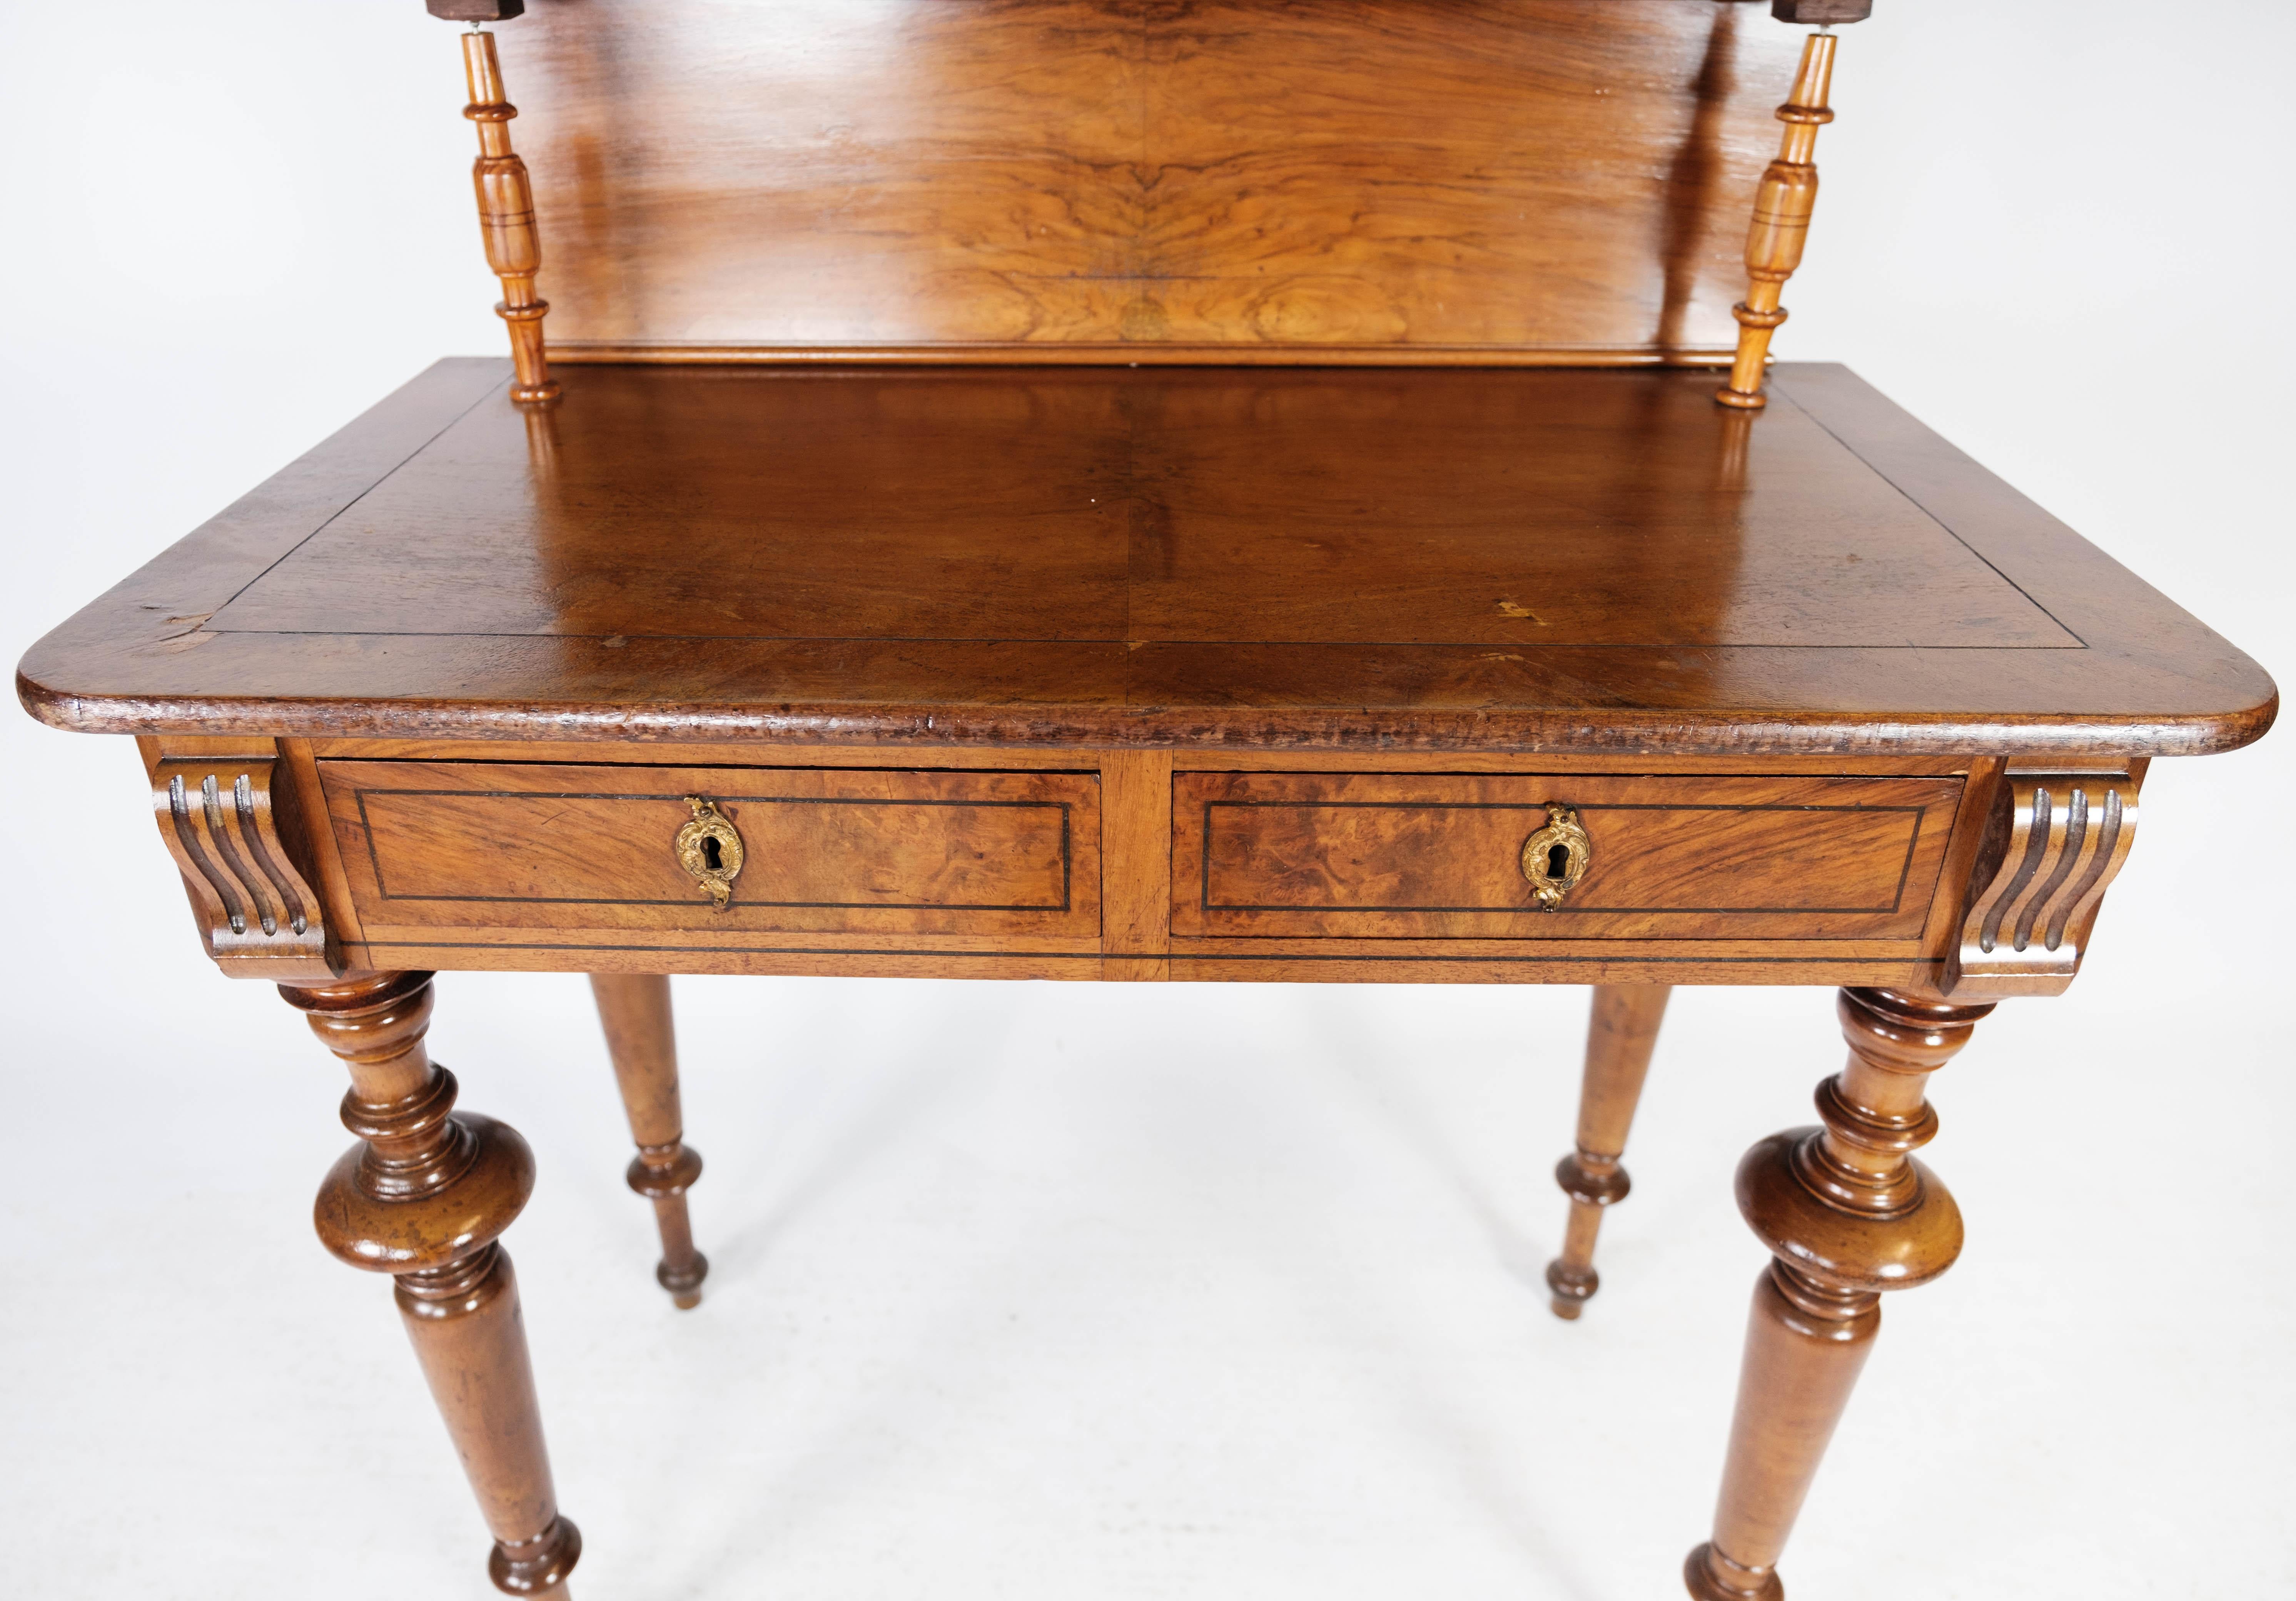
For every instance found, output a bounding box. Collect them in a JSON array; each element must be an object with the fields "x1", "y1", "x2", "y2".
[
  {"x1": 321, "y1": 761, "x2": 1100, "y2": 938},
  {"x1": 1172, "y1": 772, "x2": 1962, "y2": 940}
]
